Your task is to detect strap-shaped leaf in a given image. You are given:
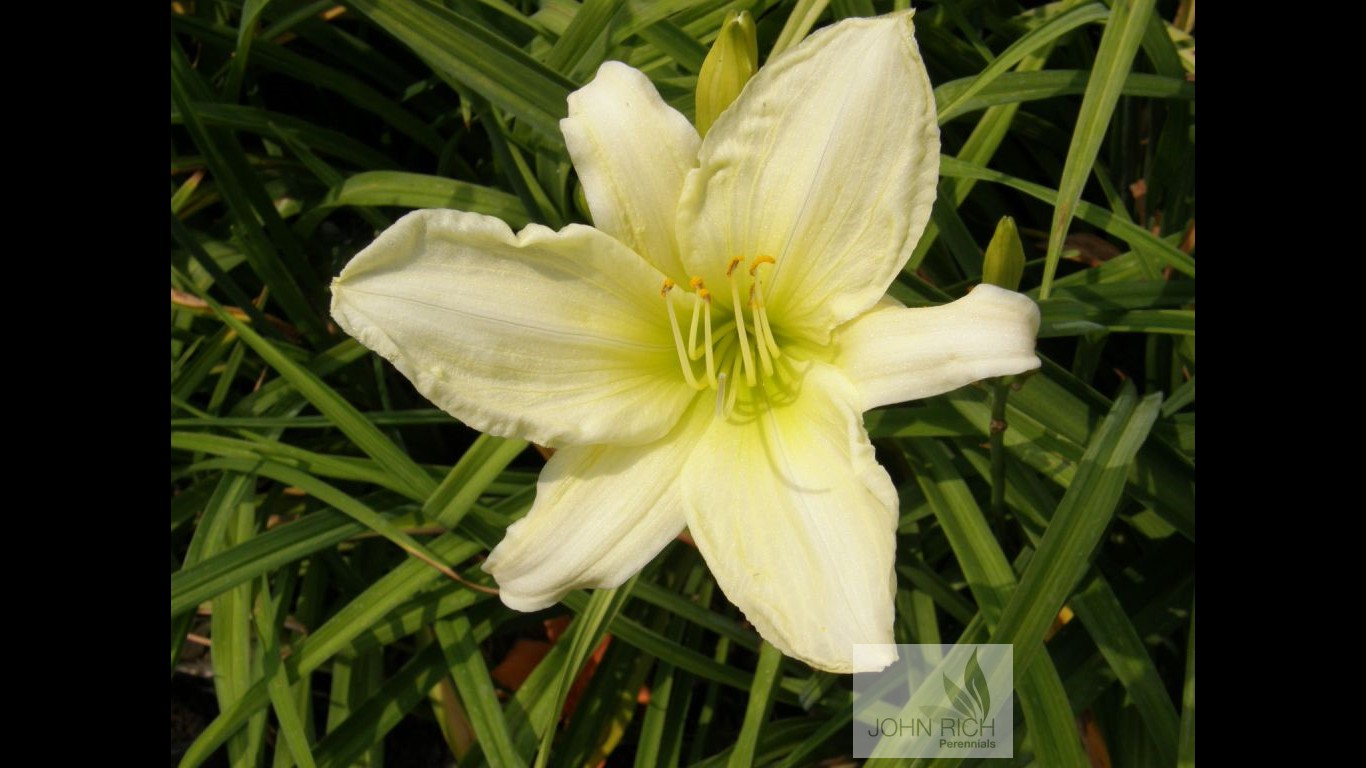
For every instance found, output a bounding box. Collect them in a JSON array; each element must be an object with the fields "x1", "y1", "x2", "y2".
[{"x1": 346, "y1": 0, "x2": 576, "y2": 141}]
